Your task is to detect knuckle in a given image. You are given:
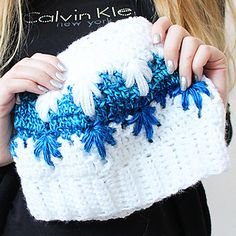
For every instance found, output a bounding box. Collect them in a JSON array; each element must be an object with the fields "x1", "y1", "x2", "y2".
[
  {"x1": 160, "y1": 16, "x2": 171, "y2": 23},
  {"x1": 169, "y1": 24, "x2": 183, "y2": 33},
  {"x1": 199, "y1": 44, "x2": 210, "y2": 53},
  {"x1": 192, "y1": 61, "x2": 201, "y2": 71},
  {"x1": 35, "y1": 53, "x2": 58, "y2": 65},
  {"x1": 154, "y1": 16, "x2": 171, "y2": 27},
  {"x1": 180, "y1": 51, "x2": 194, "y2": 63},
  {"x1": 222, "y1": 54, "x2": 228, "y2": 64},
  {"x1": 19, "y1": 57, "x2": 30, "y2": 64},
  {"x1": 182, "y1": 36, "x2": 198, "y2": 44},
  {"x1": 50, "y1": 56, "x2": 59, "y2": 65},
  {"x1": 32, "y1": 52, "x2": 43, "y2": 58},
  {"x1": 164, "y1": 43, "x2": 178, "y2": 54},
  {"x1": 180, "y1": 62, "x2": 192, "y2": 72},
  {"x1": 153, "y1": 16, "x2": 172, "y2": 29},
  {"x1": 11, "y1": 64, "x2": 24, "y2": 74}
]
